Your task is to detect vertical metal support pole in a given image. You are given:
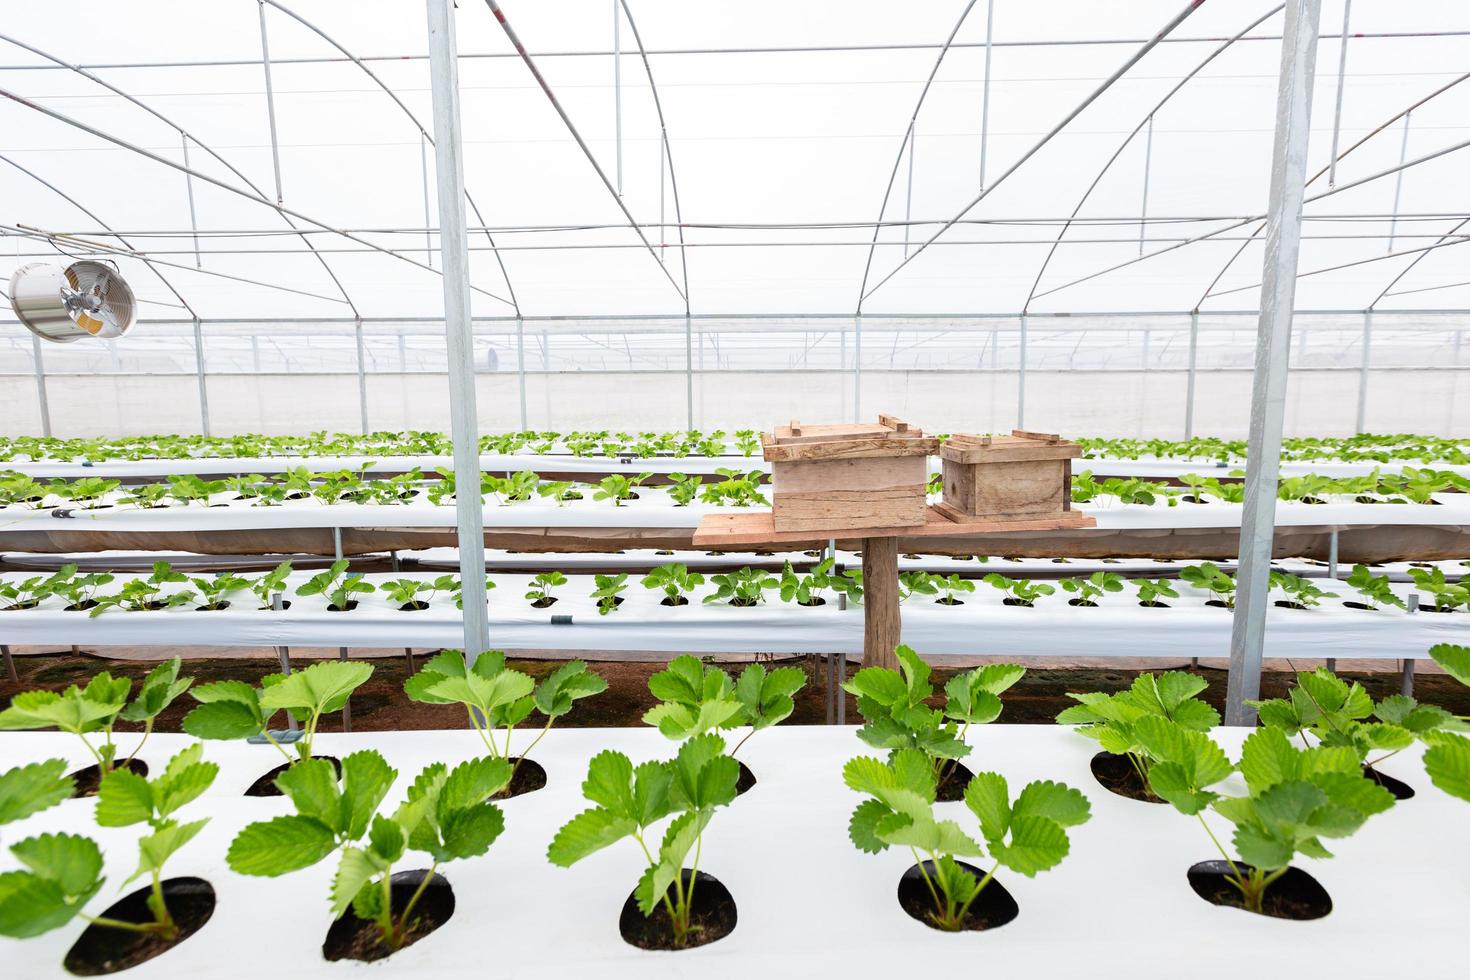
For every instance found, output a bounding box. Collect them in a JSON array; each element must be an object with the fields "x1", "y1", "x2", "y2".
[
  {"x1": 853, "y1": 315, "x2": 862, "y2": 422},
  {"x1": 978, "y1": 0, "x2": 994, "y2": 192},
  {"x1": 1017, "y1": 314, "x2": 1028, "y2": 429},
  {"x1": 1387, "y1": 112, "x2": 1411, "y2": 252},
  {"x1": 1, "y1": 644, "x2": 16, "y2": 684},
  {"x1": 903, "y1": 125, "x2": 916, "y2": 257},
  {"x1": 257, "y1": 0, "x2": 284, "y2": 204},
  {"x1": 1225, "y1": 0, "x2": 1322, "y2": 728},
  {"x1": 355, "y1": 318, "x2": 369, "y2": 435},
  {"x1": 338, "y1": 645, "x2": 353, "y2": 732},
  {"x1": 613, "y1": 0, "x2": 623, "y2": 196},
  {"x1": 420, "y1": 133, "x2": 434, "y2": 267},
  {"x1": 839, "y1": 326, "x2": 848, "y2": 418},
  {"x1": 836, "y1": 652, "x2": 847, "y2": 725},
  {"x1": 192, "y1": 317, "x2": 211, "y2": 436},
  {"x1": 685, "y1": 314, "x2": 694, "y2": 431},
  {"x1": 333, "y1": 526, "x2": 343, "y2": 562},
  {"x1": 427, "y1": 0, "x2": 488, "y2": 665},
  {"x1": 251, "y1": 335, "x2": 262, "y2": 373},
  {"x1": 1139, "y1": 114, "x2": 1154, "y2": 256},
  {"x1": 1356, "y1": 311, "x2": 1372, "y2": 433},
  {"x1": 1326, "y1": 0, "x2": 1351, "y2": 188},
  {"x1": 1401, "y1": 657, "x2": 1415, "y2": 697},
  {"x1": 181, "y1": 135, "x2": 201, "y2": 268},
  {"x1": 516, "y1": 316, "x2": 528, "y2": 430},
  {"x1": 1185, "y1": 311, "x2": 1199, "y2": 439},
  {"x1": 30, "y1": 333, "x2": 51, "y2": 438},
  {"x1": 271, "y1": 593, "x2": 297, "y2": 732},
  {"x1": 826, "y1": 654, "x2": 835, "y2": 725},
  {"x1": 658, "y1": 134, "x2": 667, "y2": 261},
  {"x1": 1327, "y1": 527, "x2": 1338, "y2": 580}
]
